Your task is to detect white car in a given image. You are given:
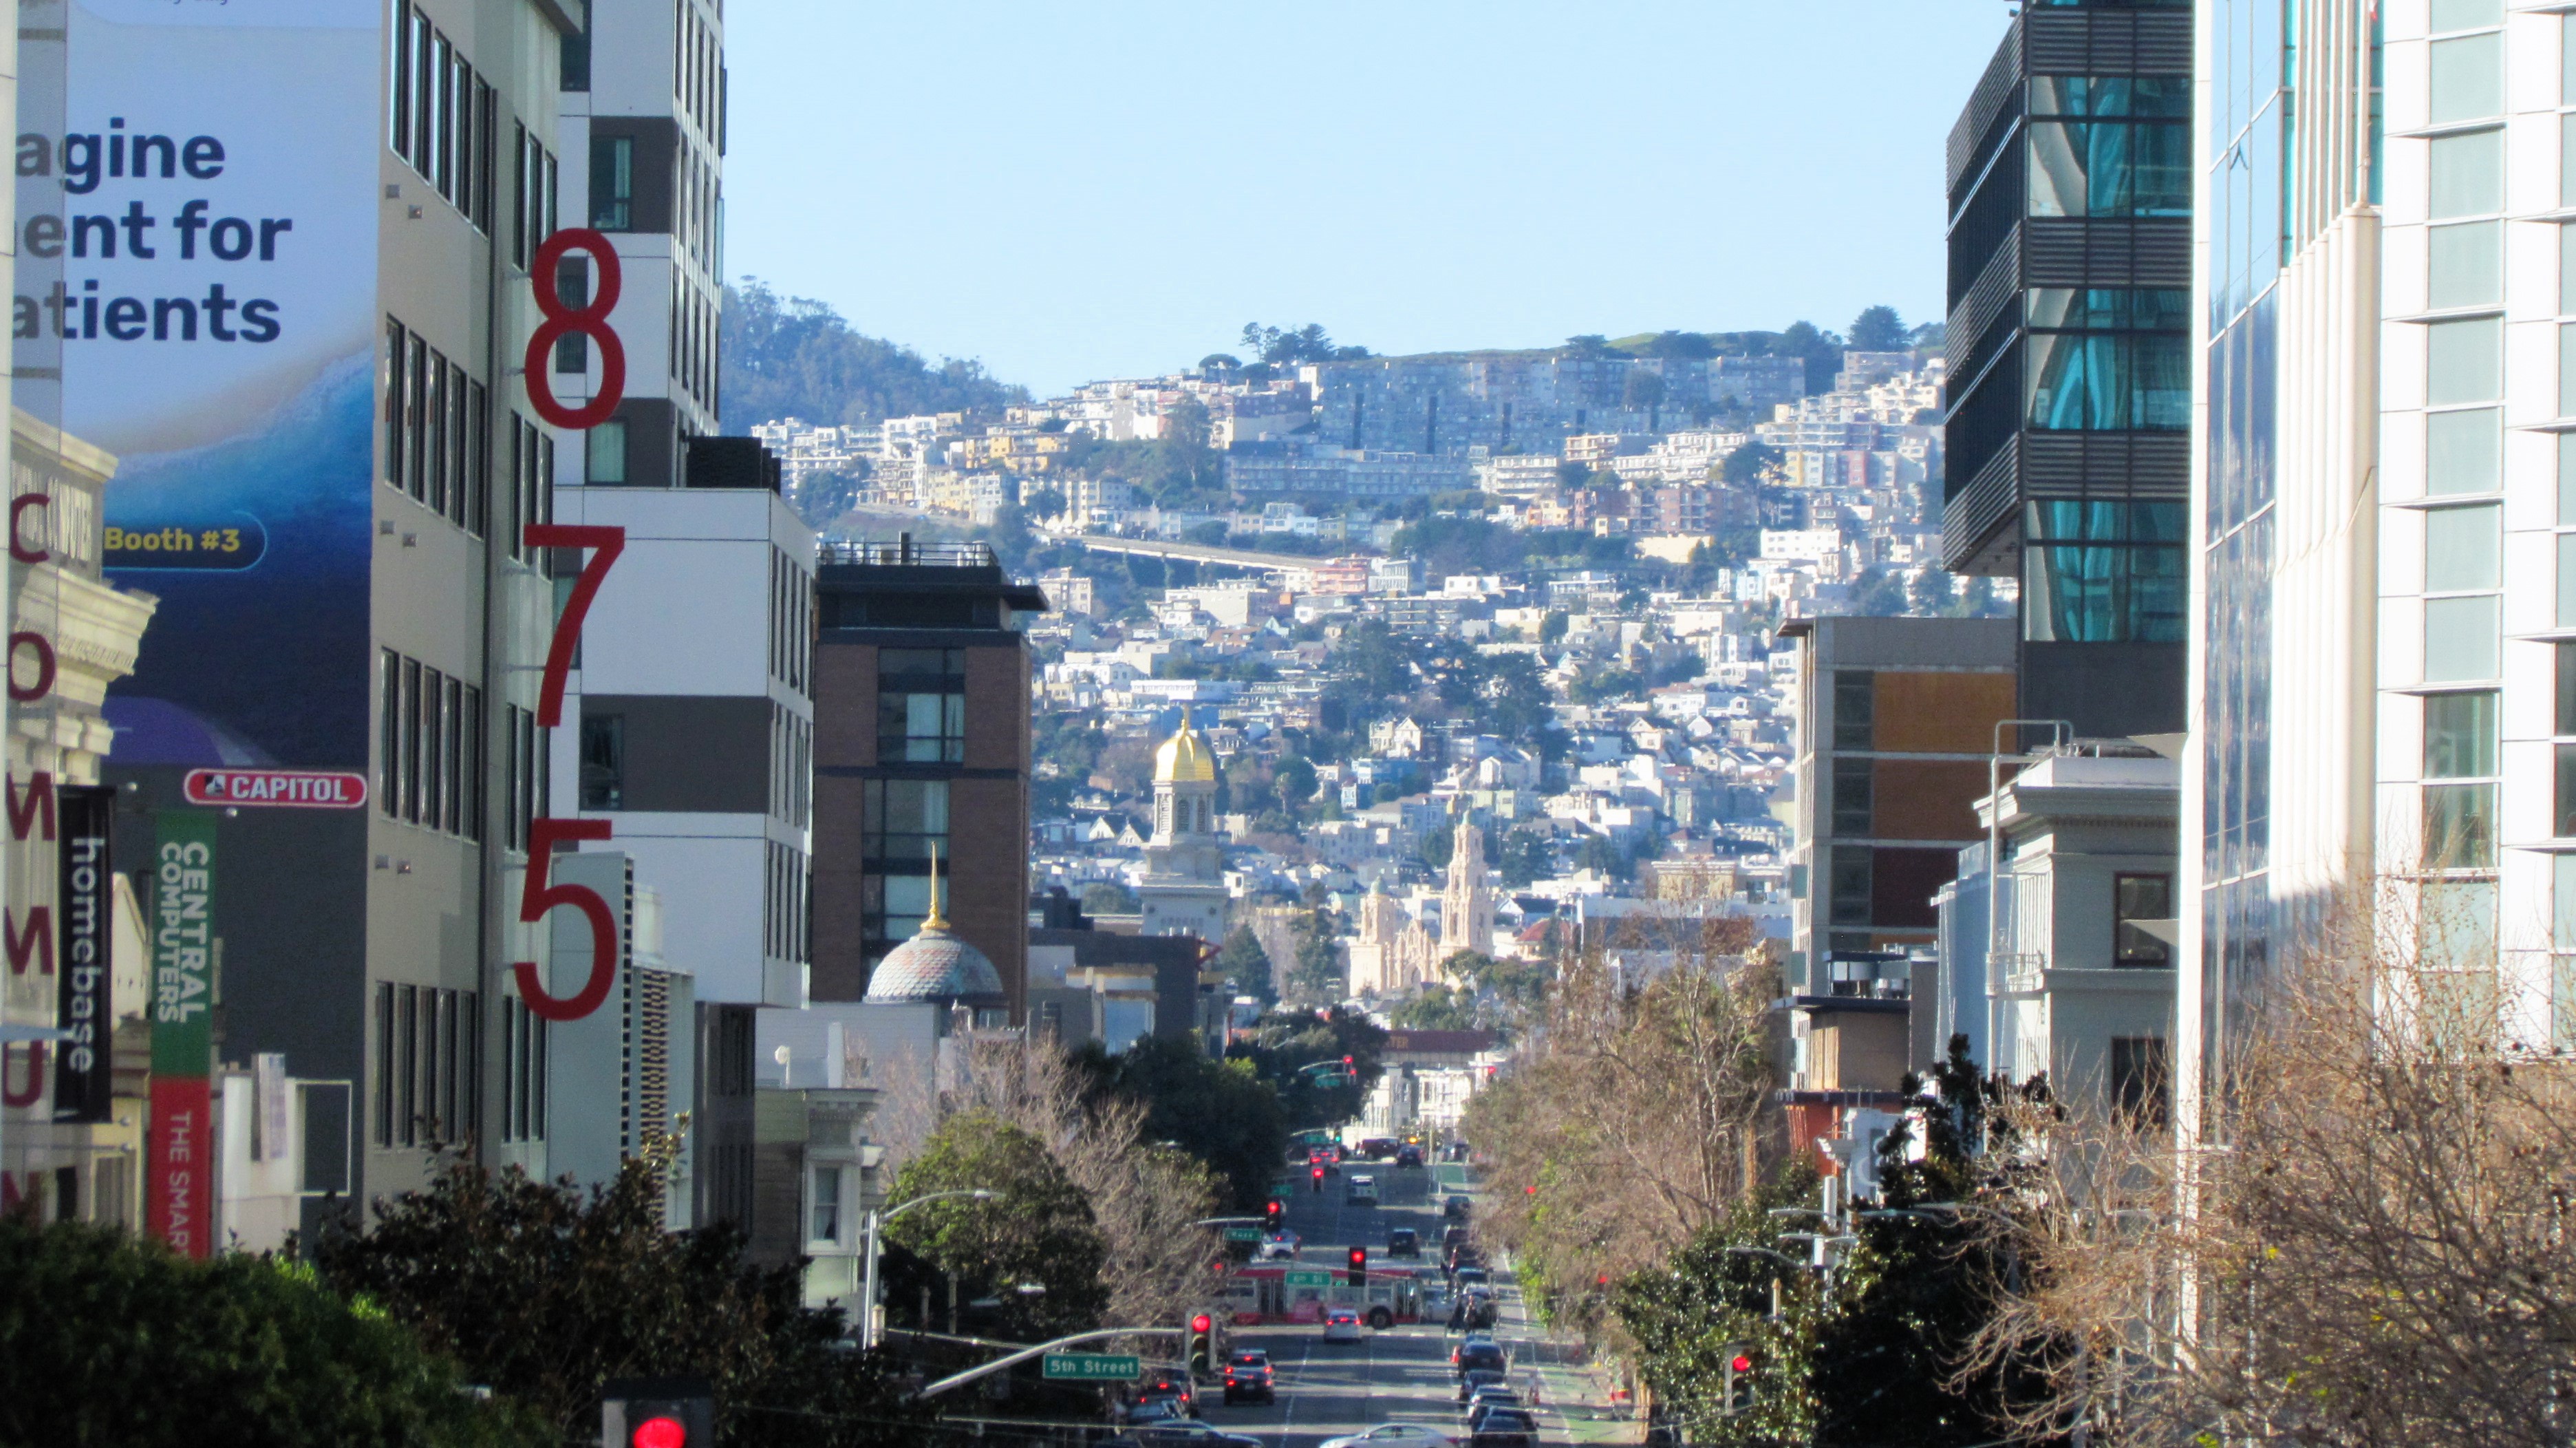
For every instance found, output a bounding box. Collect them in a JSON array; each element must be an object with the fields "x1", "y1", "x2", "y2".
[
  {"x1": 1318, "y1": 1425, "x2": 1455, "y2": 1448},
  {"x1": 1321, "y1": 1306, "x2": 1364, "y2": 1343},
  {"x1": 1260, "y1": 1230, "x2": 1301, "y2": 1261}
]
